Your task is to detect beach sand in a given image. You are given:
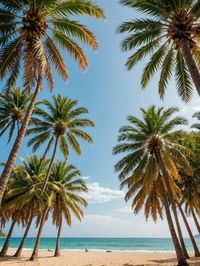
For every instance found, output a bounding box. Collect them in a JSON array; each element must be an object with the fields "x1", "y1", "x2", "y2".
[{"x1": 0, "y1": 250, "x2": 199, "y2": 266}]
